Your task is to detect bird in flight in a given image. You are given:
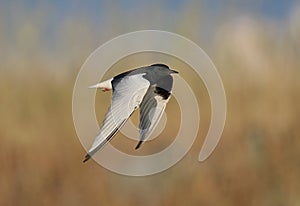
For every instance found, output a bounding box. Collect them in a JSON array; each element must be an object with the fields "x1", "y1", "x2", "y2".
[{"x1": 83, "y1": 64, "x2": 178, "y2": 162}]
